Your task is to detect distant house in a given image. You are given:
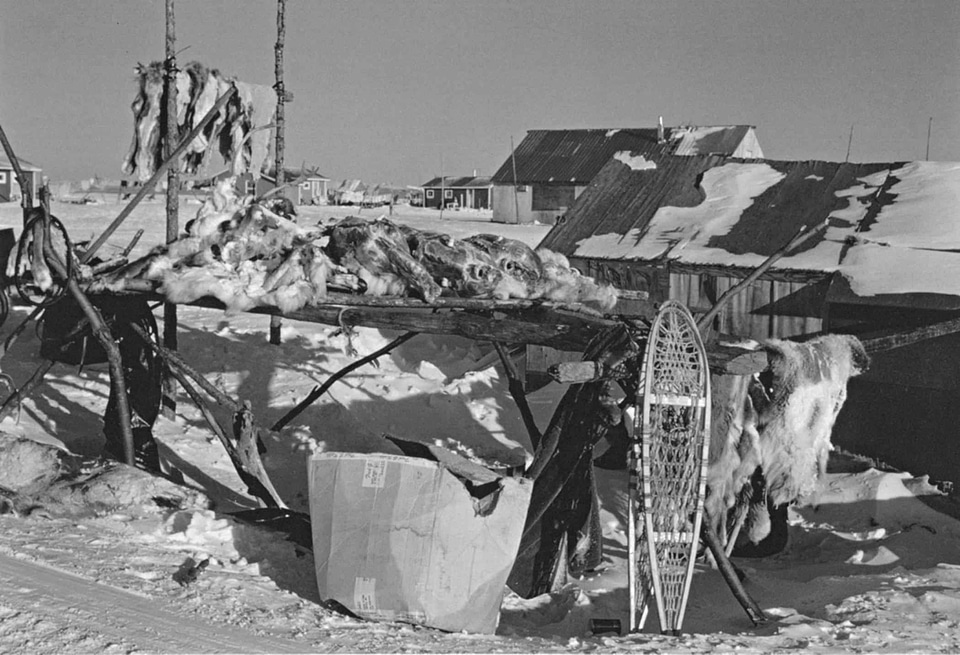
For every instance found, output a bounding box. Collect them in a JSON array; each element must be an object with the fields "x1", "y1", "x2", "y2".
[
  {"x1": 334, "y1": 179, "x2": 367, "y2": 205},
  {"x1": 0, "y1": 155, "x2": 42, "y2": 203},
  {"x1": 216, "y1": 167, "x2": 330, "y2": 205},
  {"x1": 420, "y1": 175, "x2": 493, "y2": 210},
  {"x1": 539, "y1": 151, "x2": 960, "y2": 489},
  {"x1": 490, "y1": 126, "x2": 762, "y2": 224}
]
